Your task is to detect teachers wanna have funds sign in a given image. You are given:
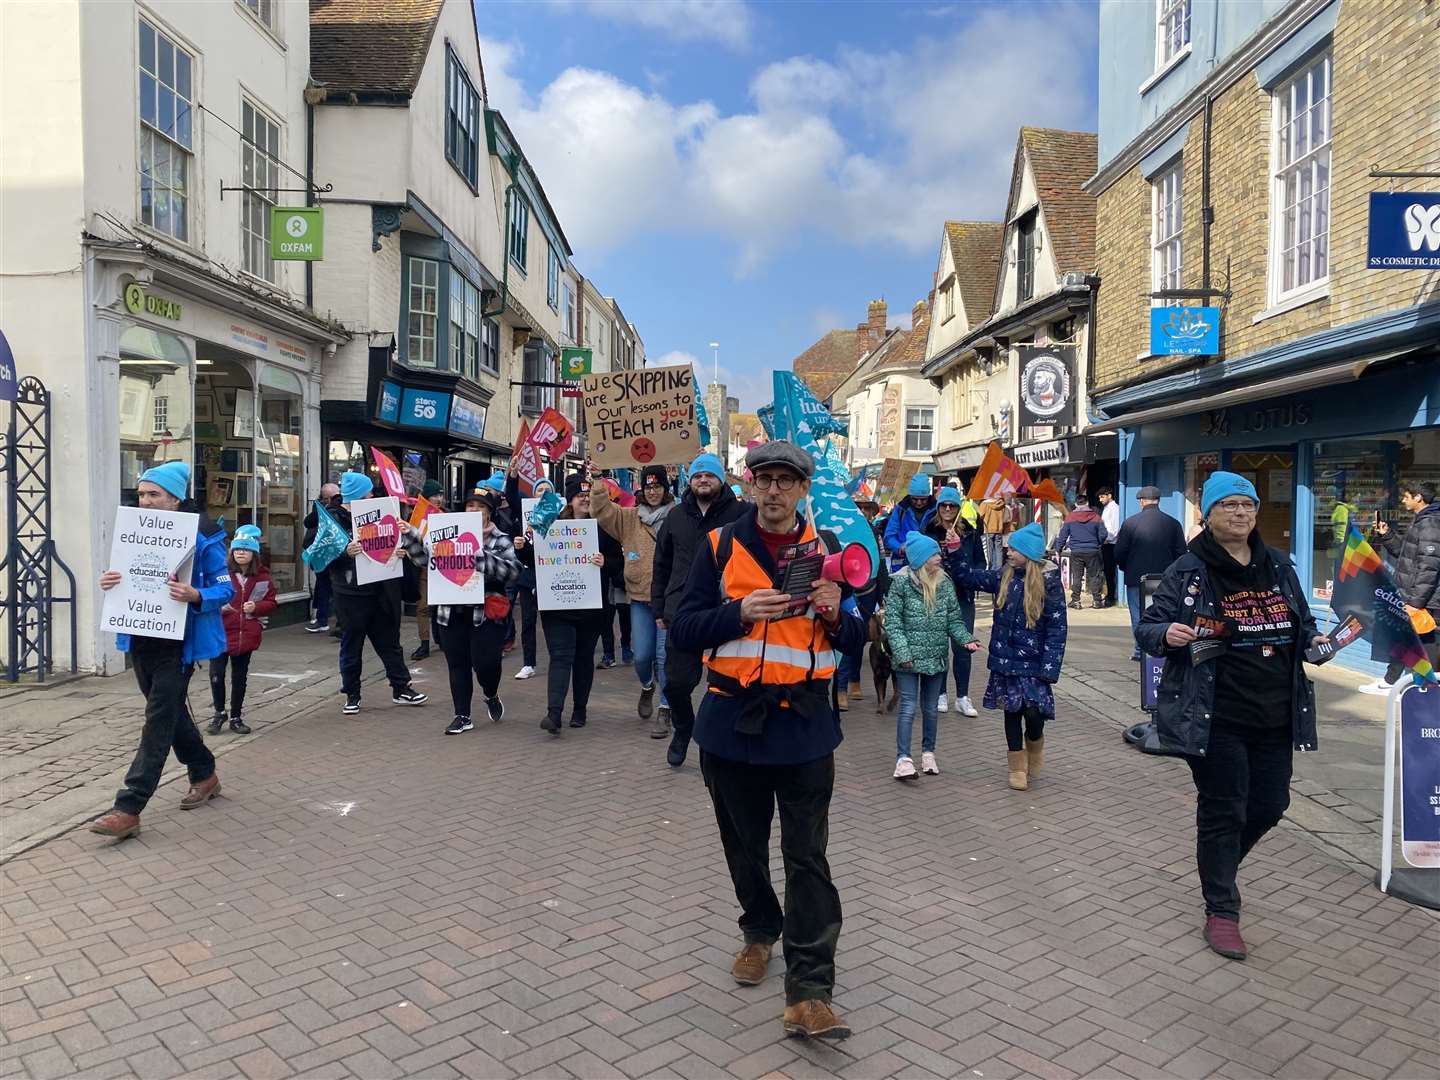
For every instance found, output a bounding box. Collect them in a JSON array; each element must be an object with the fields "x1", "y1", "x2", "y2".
[
  {"x1": 523, "y1": 498, "x2": 601, "y2": 610},
  {"x1": 101, "y1": 507, "x2": 198, "y2": 641}
]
